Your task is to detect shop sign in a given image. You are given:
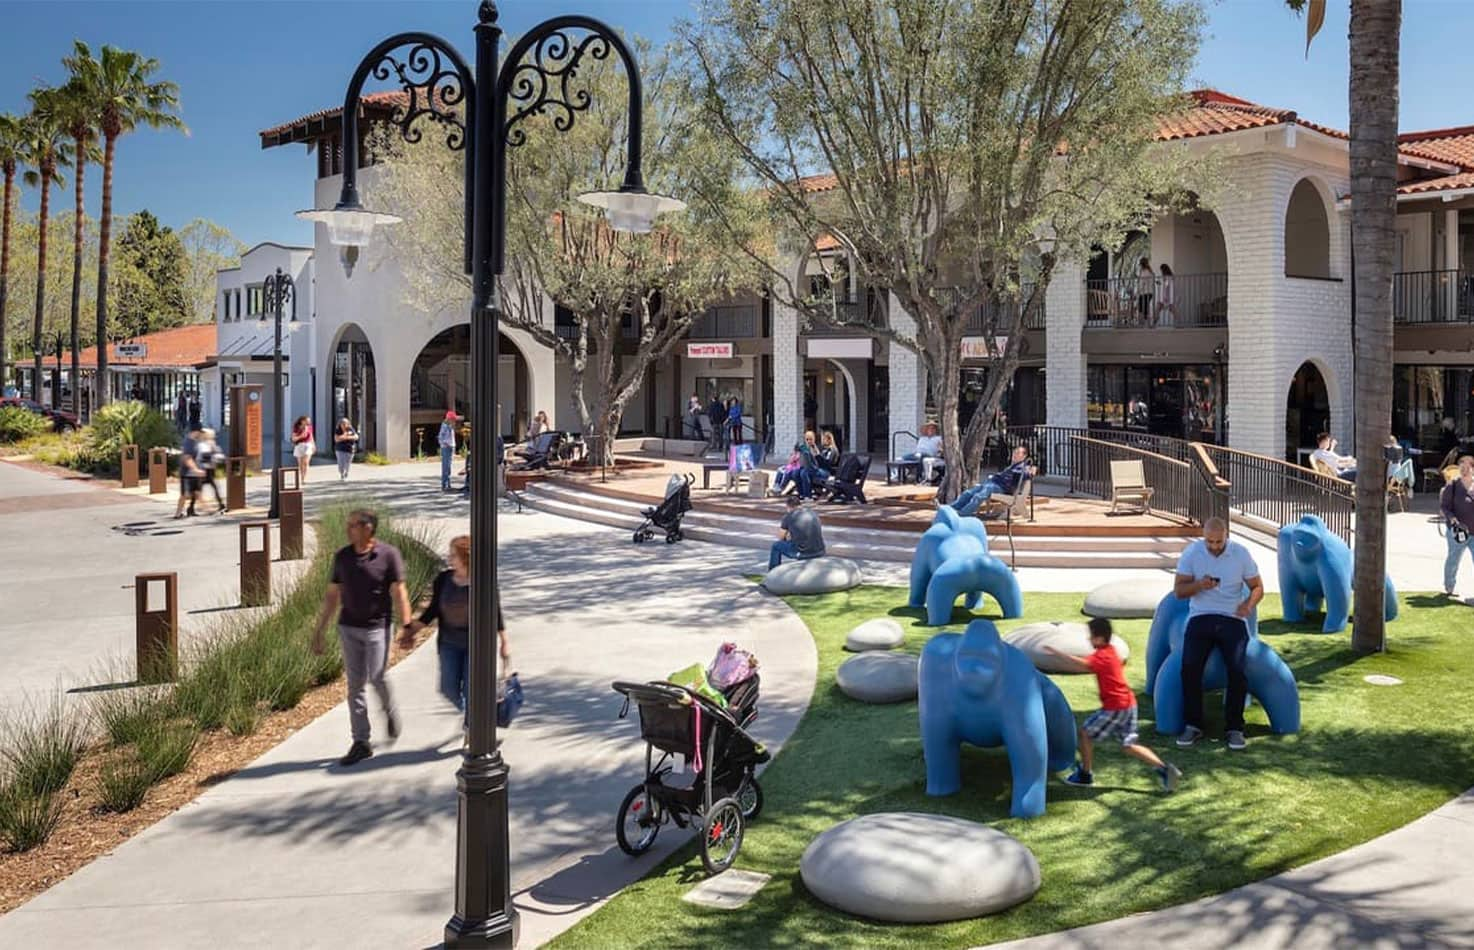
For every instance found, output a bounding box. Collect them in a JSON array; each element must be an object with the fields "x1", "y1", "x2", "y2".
[
  {"x1": 687, "y1": 342, "x2": 734, "y2": 359},
  {"x1": 116, "y1": 343, "x2": 148, "y2": 359},
  {"x1": 961, "y1": 336, "x2": 1009, "y2": 360}
]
